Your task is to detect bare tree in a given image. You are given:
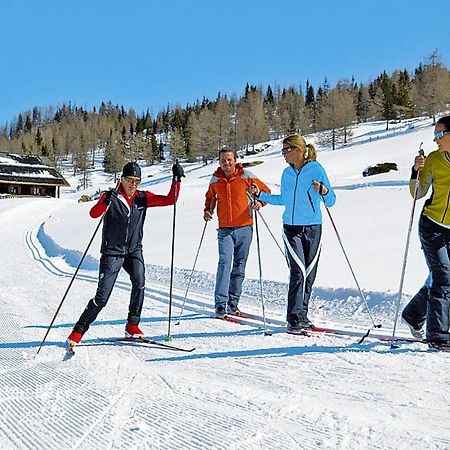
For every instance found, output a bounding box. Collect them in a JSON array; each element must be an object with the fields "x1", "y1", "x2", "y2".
[
  {"x1": 236, "y1": 88, "x2": 269, "y2": 154},
  {"x1": 413, "y1": 51, "x2": 450, "y2": 124},
  {"x1": 187, "y1": 108, "x2": 219, "y2": 164},
  {"x1": 168, "y1": 126, "x2": 186, "y2": 159},
  {"x1": 316, "y1": 85, "x2": 355, "y2": 149},
  {"x1": 213, "y1": 95, "x2": 233, "y2": 149},
  {"x1": 278, "y1": 86, "x2": 310, "y2": 135}
]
